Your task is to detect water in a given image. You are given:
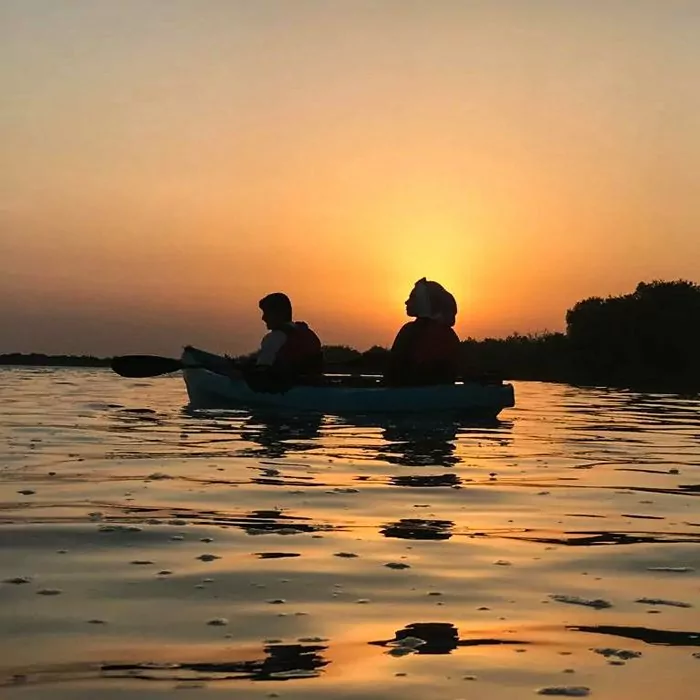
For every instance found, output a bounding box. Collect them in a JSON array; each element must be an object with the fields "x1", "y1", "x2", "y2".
[{"x1": 1, "y1": 367, "x2": 699, "y2": 698}]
